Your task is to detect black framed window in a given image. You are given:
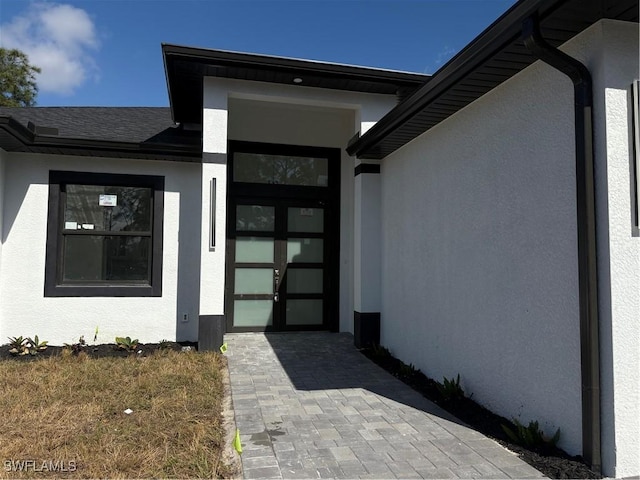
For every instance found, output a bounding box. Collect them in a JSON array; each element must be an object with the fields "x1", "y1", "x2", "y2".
[{"x1": 45, "y1": 171, "x2": 164, "y2": 297}]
